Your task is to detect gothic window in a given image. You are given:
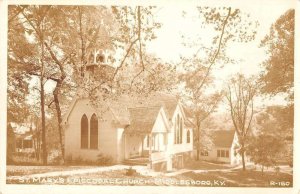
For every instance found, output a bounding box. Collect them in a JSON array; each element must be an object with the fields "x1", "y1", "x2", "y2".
[
  {"x1": 179, "y1": 118, "x2": 183, "y2": 143},
  {"x1": 80, "y1": 66, "x2": 84, "y2": 77},
  {"x1": 176, "y1": 115, "x2": 180, "y2": 144},
  {"x1": 89, "y1": 53, "x2": 95, "y2": 64},
  {"x1": 187, "y1": 130, "x2": 190, "y2": 143},
  {"x1": 81, "y1": 114, "x2": 88, "y2": 149},
  {"x1": 90, "y1": 114, "x2": 98, "y2": 149},
  {"x1": 96, "y1": 54, "x2": 104, "y2": 63}
]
